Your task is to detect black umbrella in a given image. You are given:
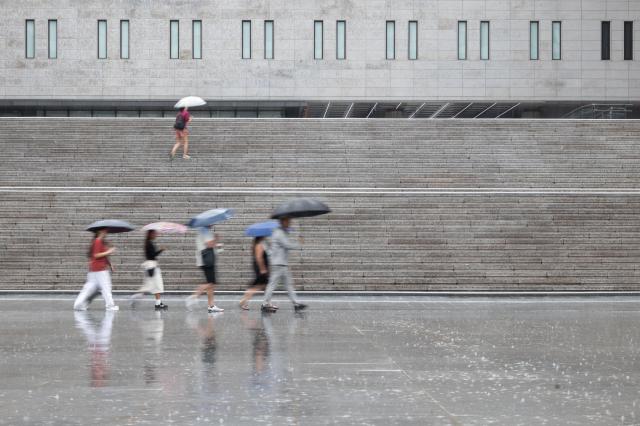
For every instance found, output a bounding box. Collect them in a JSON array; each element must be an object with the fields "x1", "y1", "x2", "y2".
[
  {"x1": 271, "y1": 198, "x2": 331, "y2": 219},
  {"x1": 85, "y1": 219, "x2": 135, "y2": 234}
]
